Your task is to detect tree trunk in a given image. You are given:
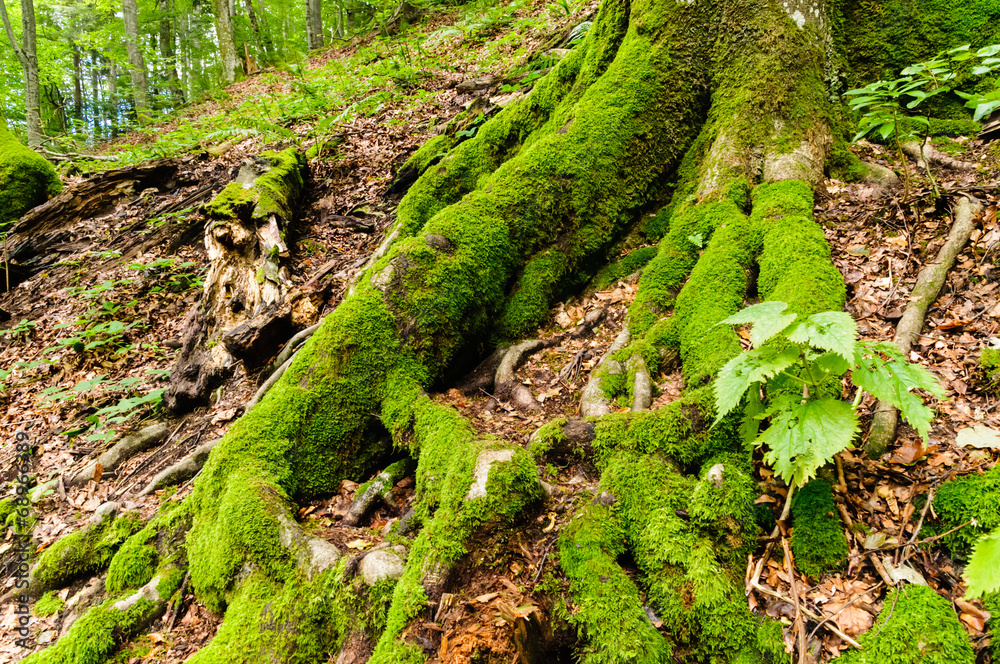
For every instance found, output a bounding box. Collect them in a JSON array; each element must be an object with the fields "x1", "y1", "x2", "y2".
[
  {"x1": 212, "y1": 0, "x2": 240, "y2": 84},
  {"x1": 122, "y1": 0, "x2": 151, "y2": 123},
  {"x1": 0, "y1": 0, "x2": 43, "y2": 146},
  {"x1": 72, "y1": 43, "x2": 83, "y2": 123},
  {"x1": 158, "y1": 0, "x2": 183, "y2": 105},
  {"x1": 20, "y1": 1, "x2": 995, "y2": 662},
  {"x1": 306, "y1": 0, "x2": 323, "y2": 49},
  {"x1": 243, "y1": 0, "x2": 270, "y2": 65}
]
